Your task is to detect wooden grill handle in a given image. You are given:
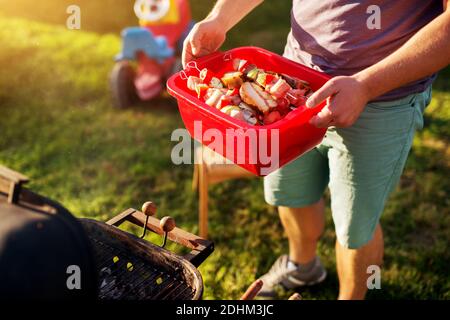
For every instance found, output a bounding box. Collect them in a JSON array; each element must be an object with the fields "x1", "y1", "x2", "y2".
[{"x1": 106, "y1": 202, "x2": 214, "y2": 267}]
